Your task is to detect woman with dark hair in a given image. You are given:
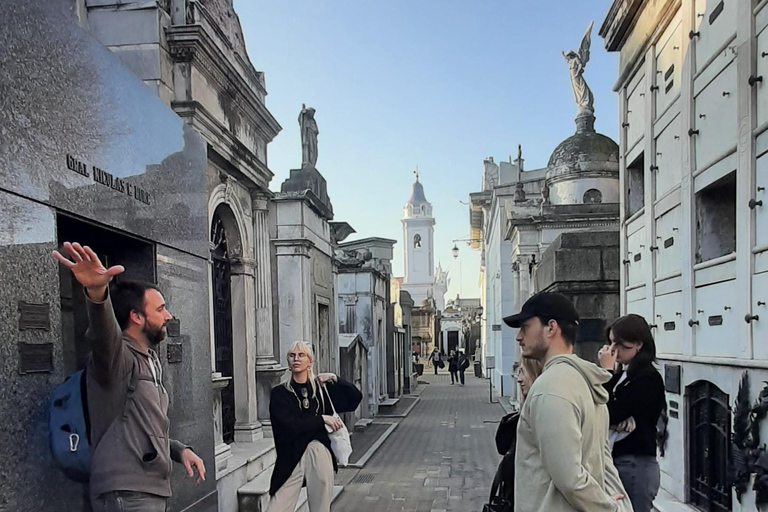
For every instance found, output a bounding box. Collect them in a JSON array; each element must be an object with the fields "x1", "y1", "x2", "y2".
[
  {"x1": 448, "y1": 351, "x2": 459, "y2": 385},
  {"x1": 599, "y1": 314, "x2": 666, "y2": 512}
]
